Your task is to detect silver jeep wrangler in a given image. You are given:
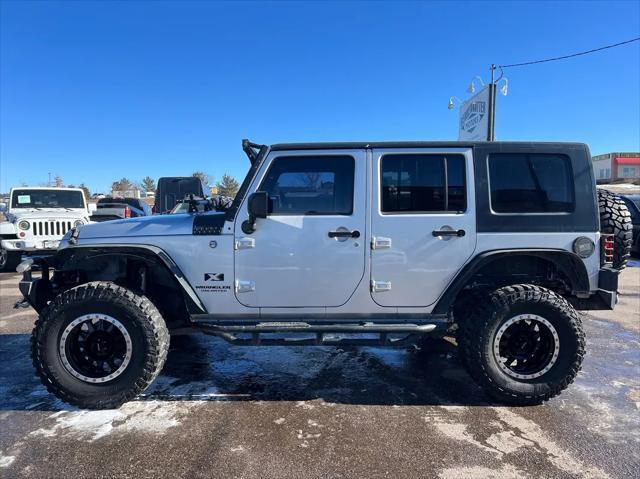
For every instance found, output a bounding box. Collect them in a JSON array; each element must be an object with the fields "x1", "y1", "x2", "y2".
[{"x1": 19, "y1": 140, "x2": 632, "y2": 409}]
